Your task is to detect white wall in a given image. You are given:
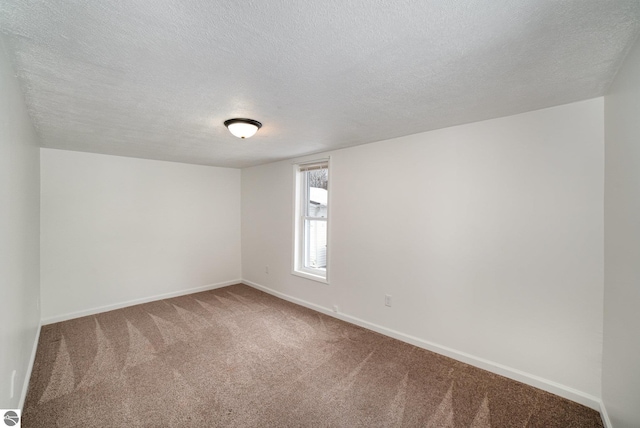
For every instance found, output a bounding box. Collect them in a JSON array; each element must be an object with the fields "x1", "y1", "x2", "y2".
[
  {"x1": 603, "y1": 35, "x2": 640, "y2": 428},
  {"x1": 242, "y1": 98, "x2": 604, "y2": 403},
  {"x1": 41, "y1": 149, "x2": 241, "y2": 322},
  {"x1": 0, "y1": 35, "x2": 41, "y2": 408}
]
